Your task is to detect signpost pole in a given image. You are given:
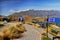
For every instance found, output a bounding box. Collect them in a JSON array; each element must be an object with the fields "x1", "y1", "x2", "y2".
[
  {"x1": 46, "y1": 16, "x2": 55, "y2": 38},
  {"x1": 46, "y1": 15, "x2": 49, "y2": 37}
]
